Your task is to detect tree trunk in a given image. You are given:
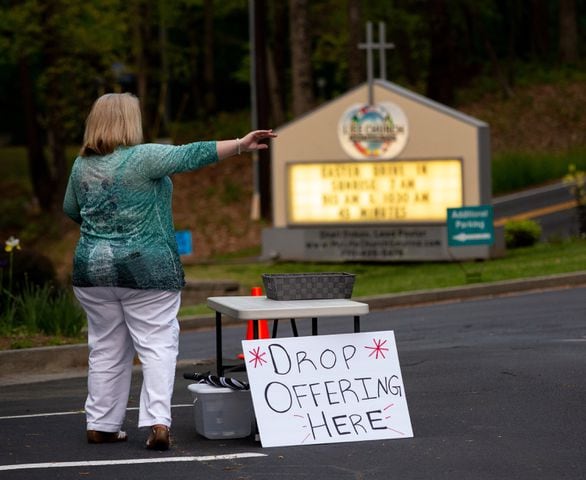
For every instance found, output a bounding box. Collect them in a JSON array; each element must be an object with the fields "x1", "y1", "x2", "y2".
[
  {"x1": 267, "y1": 1, "x2": 288, "y2": 125},
  {"x1": 254, "y1": 0, "x2": 272, "y2": 220},
  {"x1": 530, "y1": 0, "x2": 549, "y2": 59},
  {"x1": 203, "y1": 0, "x2": 216, "y2": 114},
  {"x1": 46, "y1": 116, "x2": 68, "y2": 212},
  {"x1": 156, "y1": 1, "x2": 171, "y2": 137},
  {"x1": 132, "y1": 0, "x2": 150, "y2": 140},
  {"x1": 347, "y1": 0, "x2": 363, "y2": 88},
  {"x1": 504, "y1": 0, "x2": 517, "y2": 91},
  {"x1": 425, "y1": 0, "x2": 455, "y2": 104},
  {"x1": 186, "y1": 5, "x2": 202, "y2": 118},
  {"x1": 559, "y1": 0, "x2": 578, "y2": 64},
  {"x1": 266, "y1": 47, "x2": 286, "y2": 126},
  {"x1": 151, "y1": 21, "x2": 168, "y2": 139},
  {"x1": 18, "y1": 57, "x2": 52, "y2": 210},
  {"x1": 289, "y1": 0, "x2": 314, "y2": 116},
  {"x1": 40, "y1": 1, "x2": 67, "y2": 213},
  {"x1": 463, "y1": 2, "x2": 514, "y2": 99}
]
